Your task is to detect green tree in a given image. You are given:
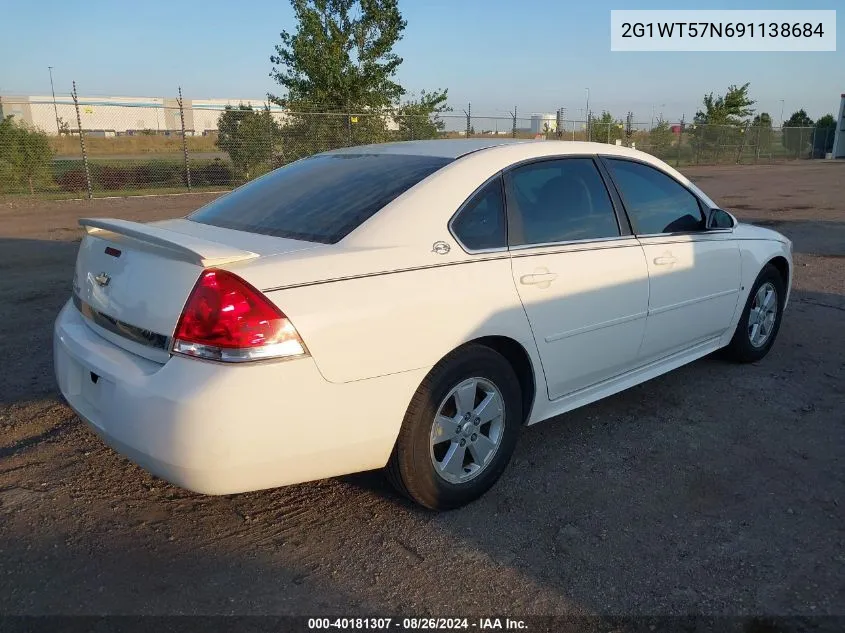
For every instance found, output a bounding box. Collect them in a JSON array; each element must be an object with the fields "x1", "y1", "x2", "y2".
[
  {"x1": 269, "y1": 0, "x2": 449, "y2": 156},
  {"x1": 692, "y1": 83, "x2": 755, "y2": 162},
  {"x1": 695, "y1": 83, "x2": 755, "y2": 125},
  {"x1": 751, "y1": 112, "x2": 773, "y2": 156},
  {"x1": 781, "y1": 109, "x2": 814, "y2": 157},
  {"x1": 813, "y1": 113, "x2": 836, "y2": 157},
  {"x1": 648, "y1": 118, "x2": 674, "y2": 158},
  {"x1": 0, "y1": 115, "x2": 54, "y2": 194},
  {"x1": 784, "y1": 109, "x2": 813, "y2": 127},
  {"x1": 270, "y1": 0, "x2": 406, "y2": 111},
  {"x1": 215, "y1": 105, "x2": 281, "y2": 182},
  {"x1": 393, "y1": 89, "x2": 450, "y2": 140},
  {"x1": 592, "y1": 111, "x2": 623, "y2": 144}
]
